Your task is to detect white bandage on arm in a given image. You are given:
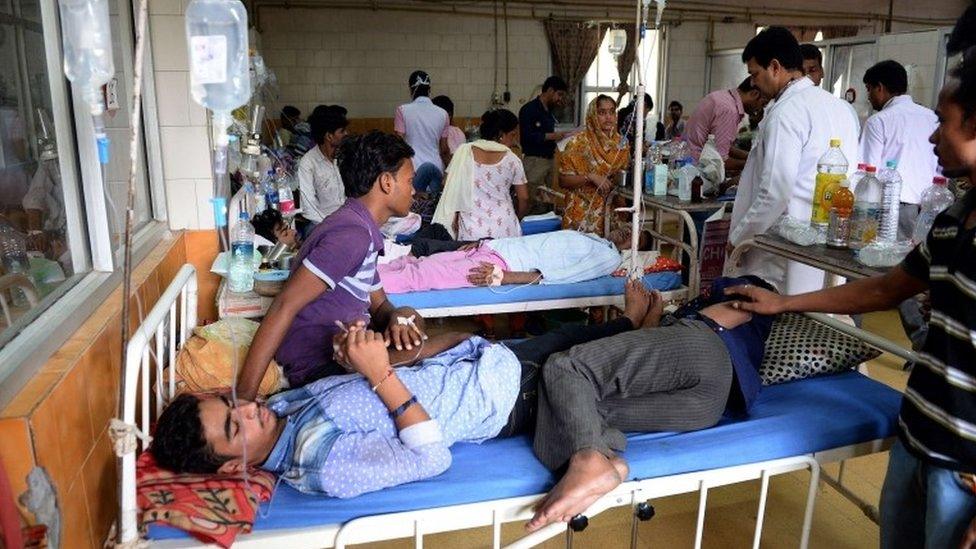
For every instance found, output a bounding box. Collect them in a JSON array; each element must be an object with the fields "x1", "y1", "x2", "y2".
[{"x1": 490, "y1": 264, "x2": 504, "y2": 286}]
